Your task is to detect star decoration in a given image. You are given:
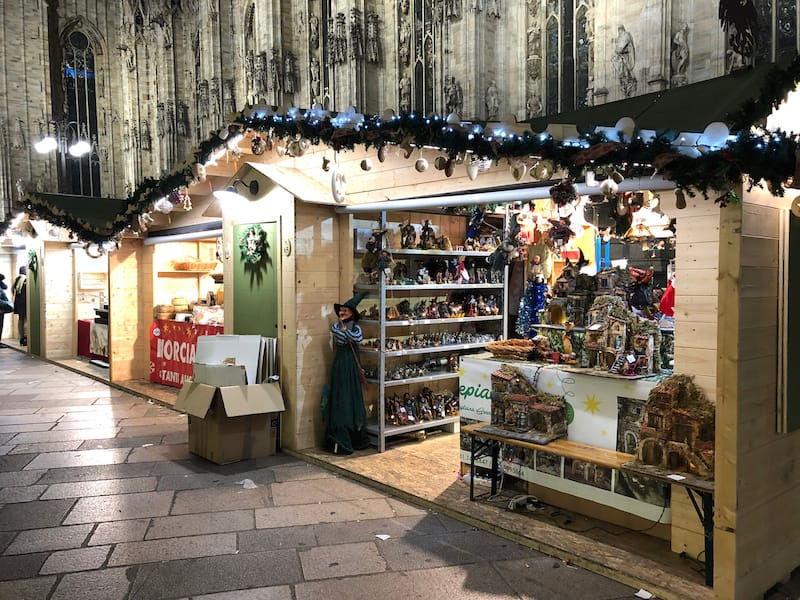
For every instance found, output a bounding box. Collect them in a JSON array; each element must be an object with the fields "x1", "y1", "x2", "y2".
[{"x1": 583, "y1": 394, "x2": 601, "y2": 415}]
